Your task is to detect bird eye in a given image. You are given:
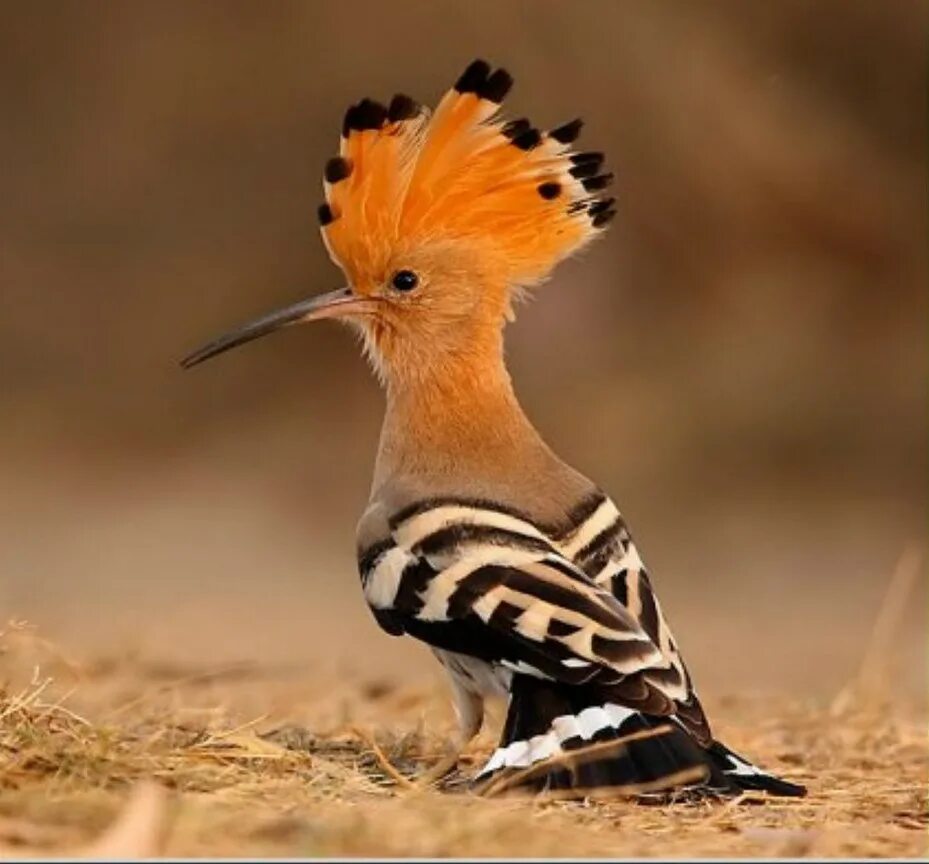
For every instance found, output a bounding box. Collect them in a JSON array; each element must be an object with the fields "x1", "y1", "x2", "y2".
[{"x1": 390, "y1": 270, "x2": 419, "y2": 292}]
